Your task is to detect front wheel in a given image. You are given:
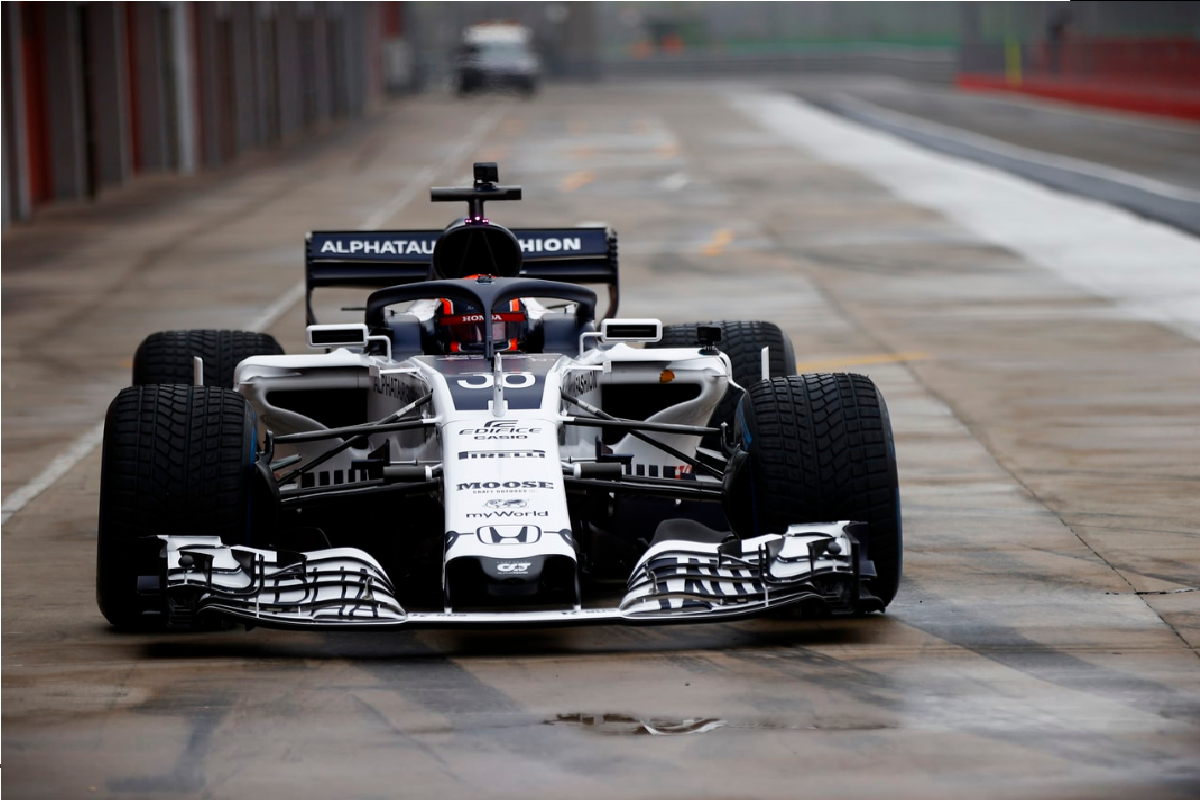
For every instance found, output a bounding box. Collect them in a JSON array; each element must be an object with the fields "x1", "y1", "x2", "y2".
[
  {"x1": 96, "y1": 385, "x2": 261, "y2": 629},
  {"x1": 733, "y1": 374, "x2": 902, "y2": 607}
]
